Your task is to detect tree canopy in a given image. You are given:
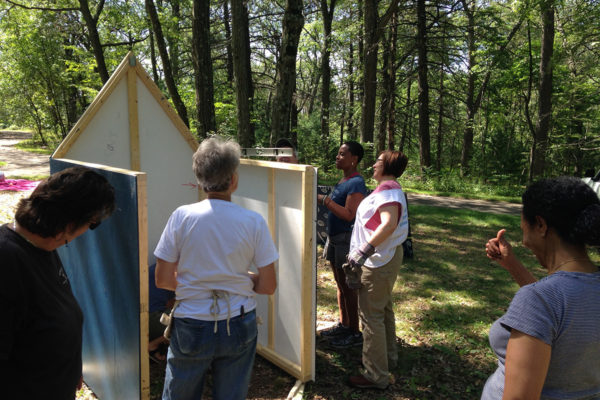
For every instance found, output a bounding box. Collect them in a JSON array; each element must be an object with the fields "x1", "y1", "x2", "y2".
[{"x1": 1, "y1": 0, "x2": 599, "y2": 183}]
